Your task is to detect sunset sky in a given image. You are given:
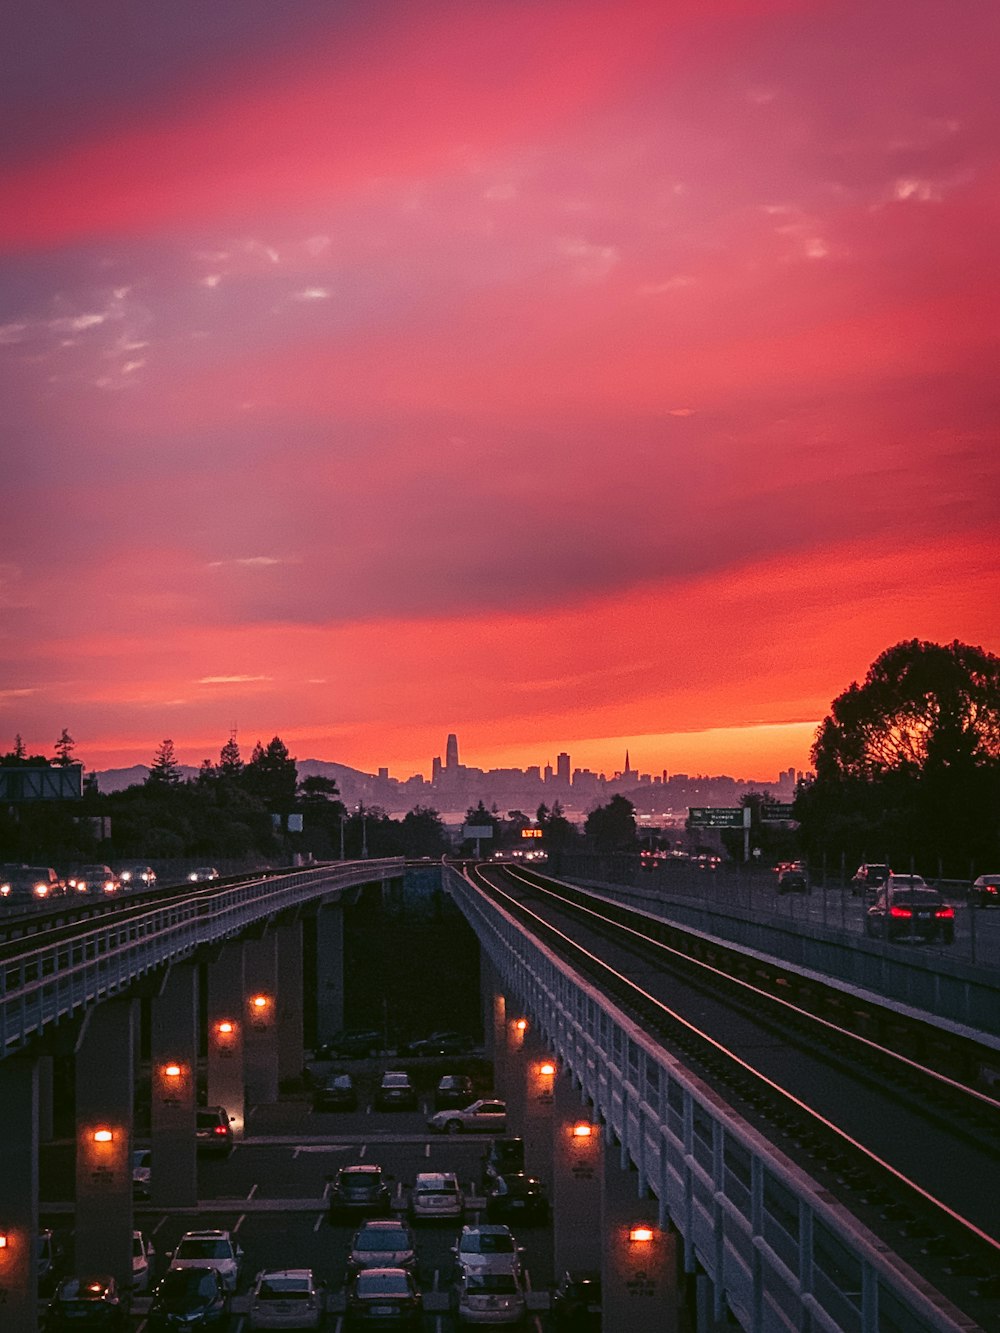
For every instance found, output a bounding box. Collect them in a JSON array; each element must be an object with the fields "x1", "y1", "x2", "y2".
[{"x1": 2, "y1": 0, "x2": 998, "y2": 783}]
